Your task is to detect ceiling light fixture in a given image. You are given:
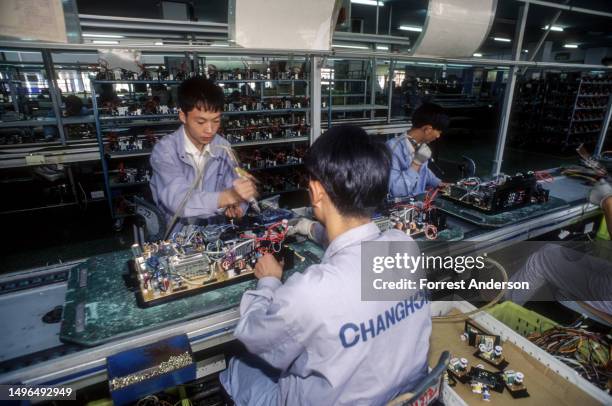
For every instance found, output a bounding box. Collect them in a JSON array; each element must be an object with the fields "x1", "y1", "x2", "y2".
[
  {"x1": 493, "y1": 37, "x2": 511, "y2": 42},
  {"x1": 92, "y1": 40, "x2": 119, "y2": 45},
  {"x1": 542, "y1": 25, "x2": 564, "y2": 32},
  {"x1": 473, "y1": 53, "x2": 483, "y2": 57},
  {"x1": 376, "y1": 45, "x2": 389, "y2": 50},
  {"x1": 351, "y1": 0, "x2": 383, "y2": 6},
  {"x1": 399, "y1": 26, "x2": 422, "y2": 32},
  {"x1": 564, "y1": 44, "x2": 579, "y2": 48},
  {"x1": 82, "y1": 33, "x2": 125, "y2": 38},
  {"x1": 333, "y1": 44, "x2": 369, "y2": 49}
]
